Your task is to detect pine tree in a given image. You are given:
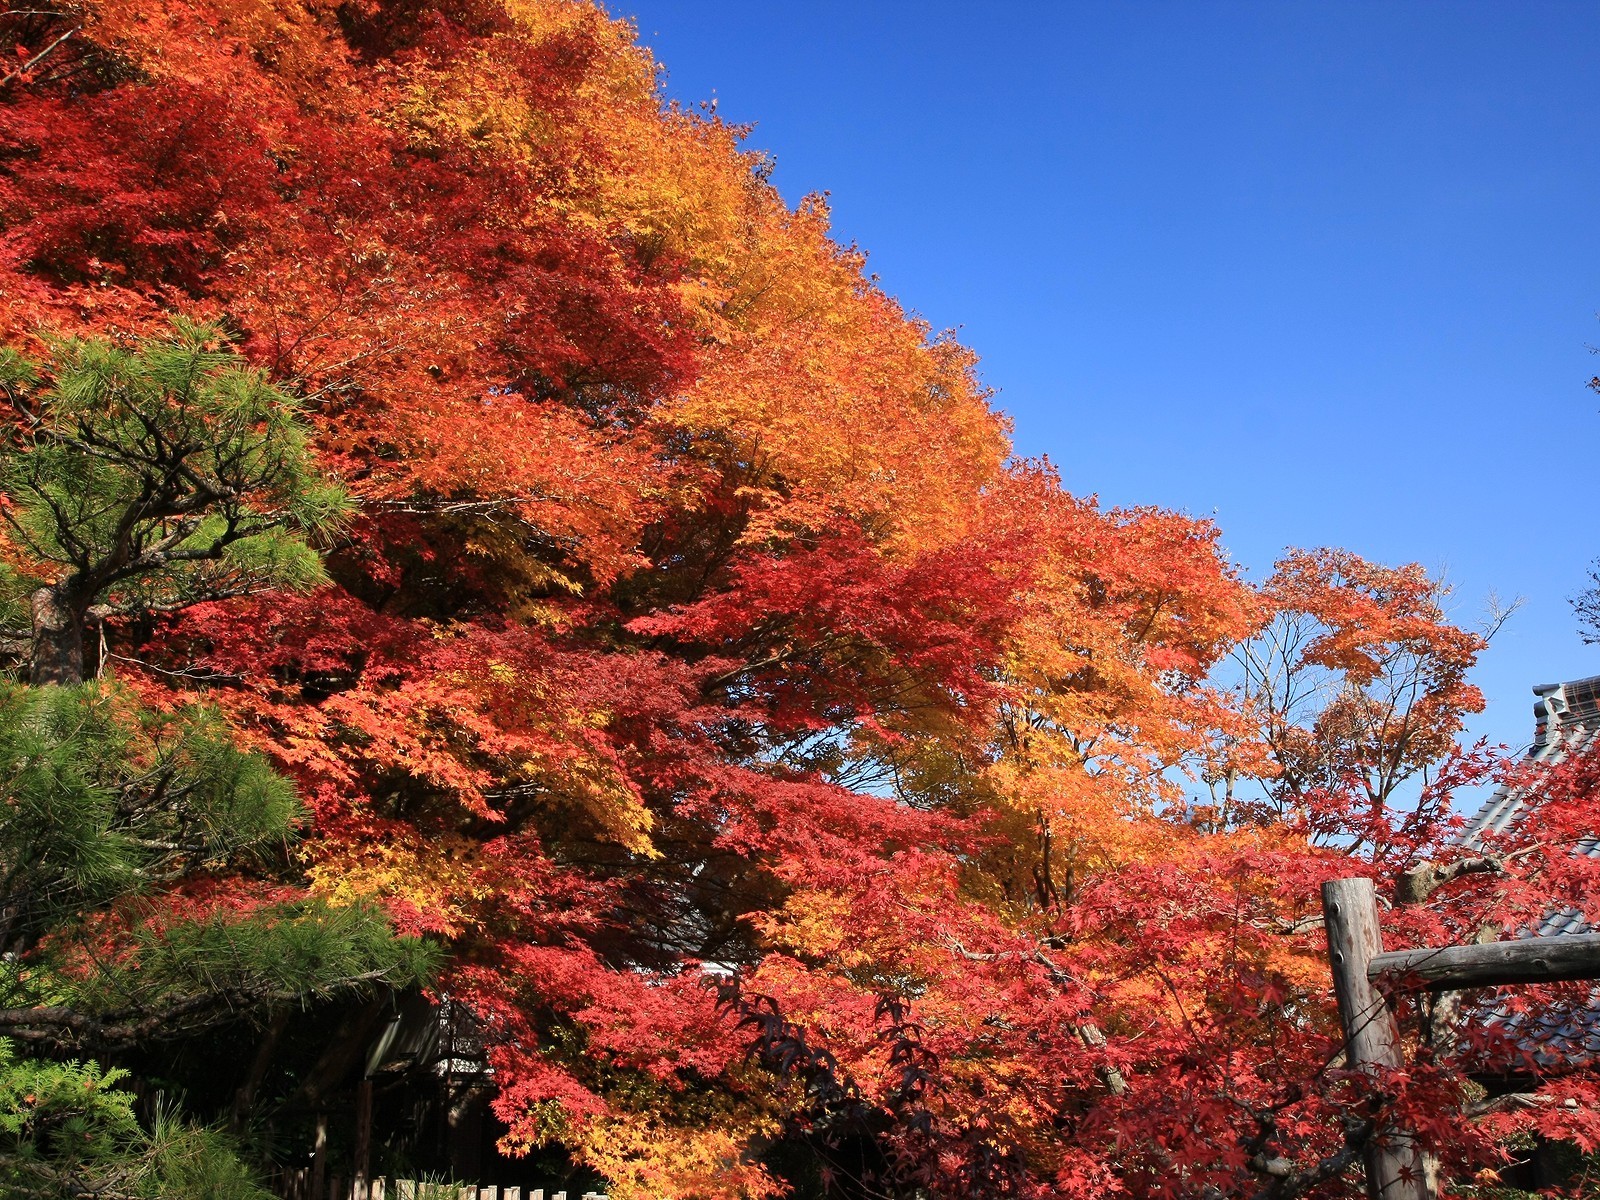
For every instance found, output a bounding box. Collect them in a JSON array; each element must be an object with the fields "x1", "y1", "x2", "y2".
[
  {"x1": 0, "y1": 320, "x2": 347, "y2": 685},
  {"x1": 0, "y1": 325, "x2": 428, "y2": 1196}
]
